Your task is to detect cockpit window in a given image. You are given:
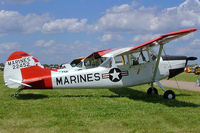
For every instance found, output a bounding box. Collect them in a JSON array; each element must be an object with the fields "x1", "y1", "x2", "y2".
[
  {"x1": 114, "y1": 55, "x2": 128, "y2": 66},
  {"x1": 130, "y1": 50, "x2": 150, "y2": 65},
  {"x1": 100, "y1": 57, "x2": 112, "y2": 68},
  {"x1": 149, "y1": 48, "x2": 157, "y2": 60},
  {"x1": 76, "y1": 61, "x2": 83, "y2": 68},
  {"x1": 84, "y1": 57, "x2": 106, "y2": 69}
]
